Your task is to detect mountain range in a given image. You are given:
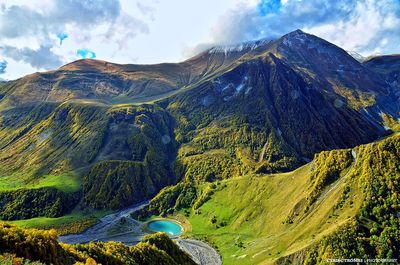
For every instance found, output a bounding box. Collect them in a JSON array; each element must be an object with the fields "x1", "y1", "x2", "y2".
[{"x1": 0, "y1": 30, "x2": 399, "y2": 264}]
